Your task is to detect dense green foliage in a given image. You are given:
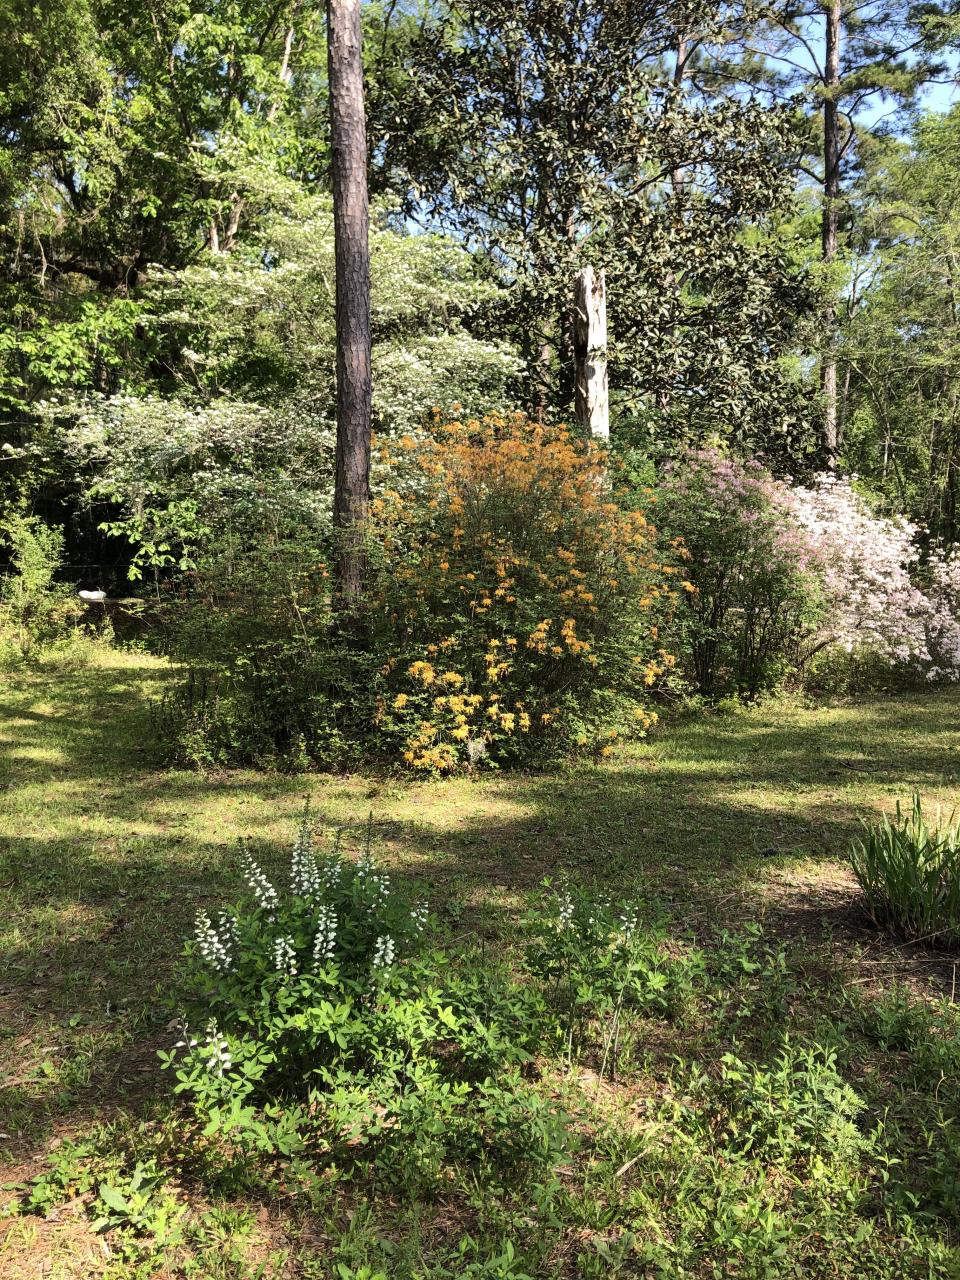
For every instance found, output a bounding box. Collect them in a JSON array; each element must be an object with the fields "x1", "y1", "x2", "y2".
[
  {"x1": 5, "y1": 675, "x2": 960, "y2": 1276},
  {"x1": 850, "y1": 794, "x2": 960, "y2": 948}
]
